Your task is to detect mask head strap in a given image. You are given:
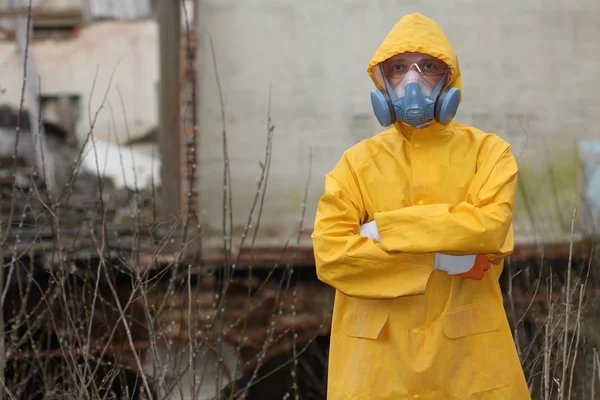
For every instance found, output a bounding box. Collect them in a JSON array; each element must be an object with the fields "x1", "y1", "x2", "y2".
[
  {"x1": 379, "y1": 64, "x2": 397, "y2": 101},
  {"x1": 429, "y1": 67, "x2": 450, "y2": 100}
]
